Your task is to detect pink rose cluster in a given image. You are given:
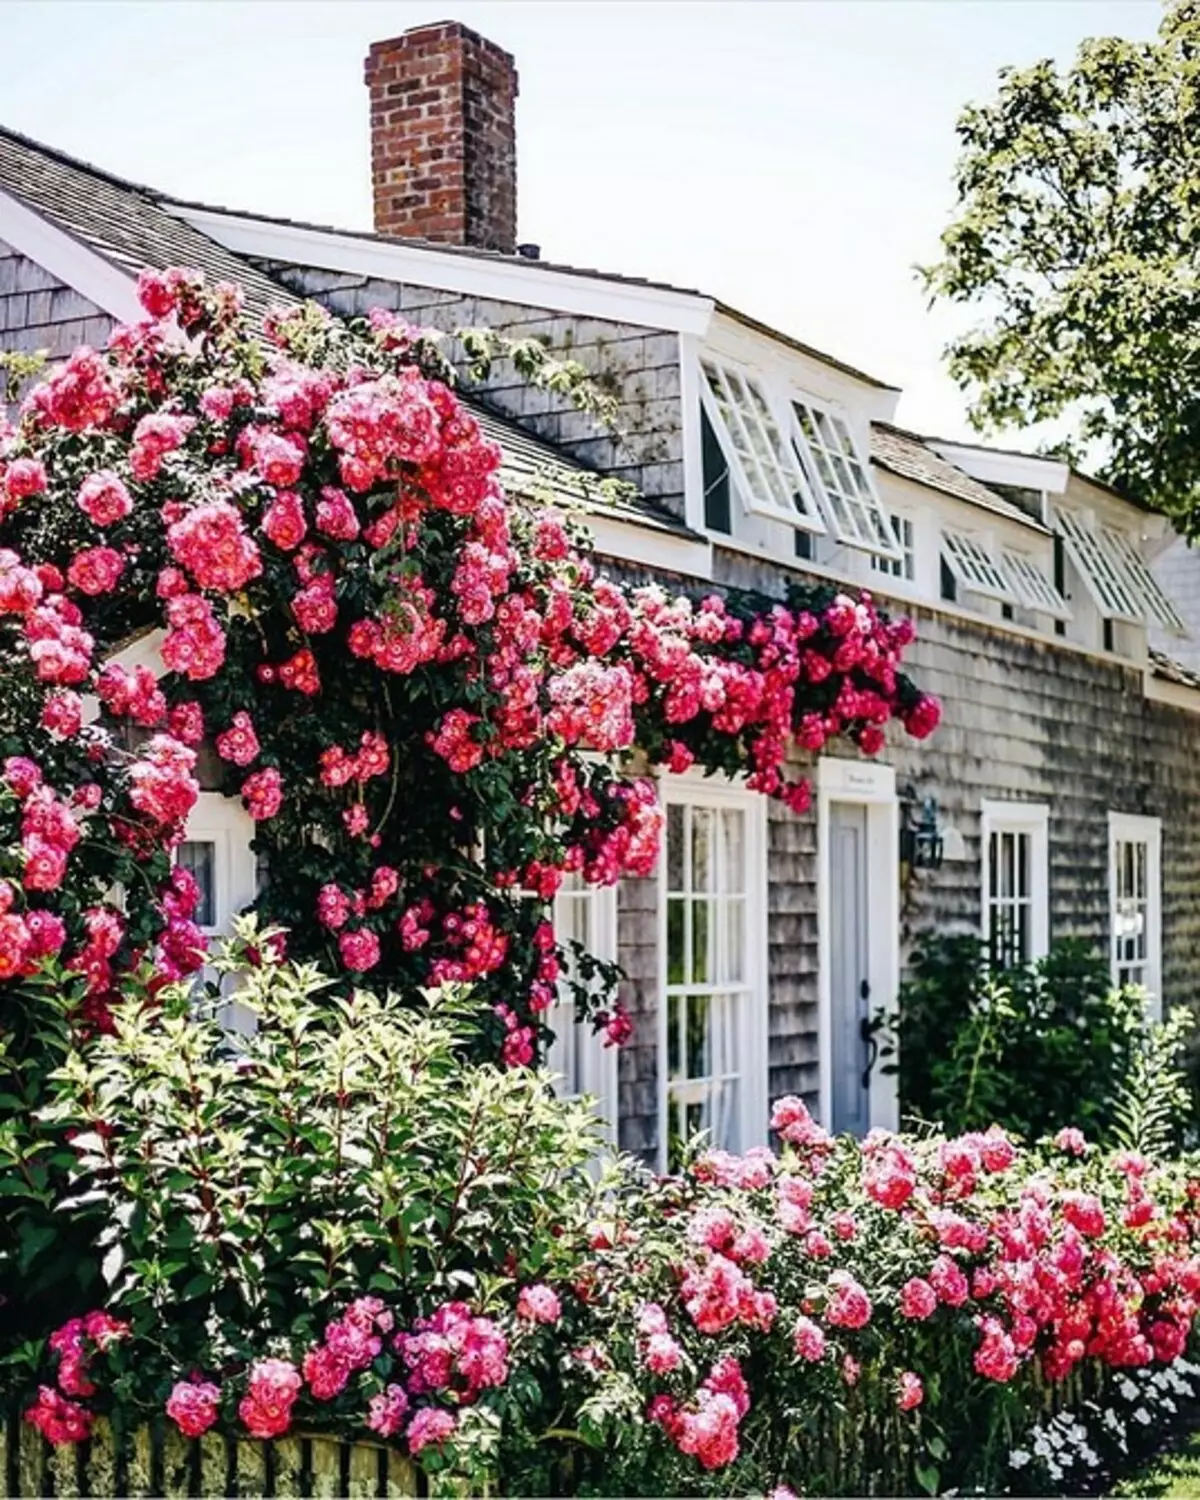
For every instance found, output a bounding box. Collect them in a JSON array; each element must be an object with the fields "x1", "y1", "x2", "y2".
[
  {"x1": 578, "y1": 1116, "x2": 1200, "y2": 1477},
  {"x1": 24, "y1": 1311, "x2": 130, "y2": 1445}
]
